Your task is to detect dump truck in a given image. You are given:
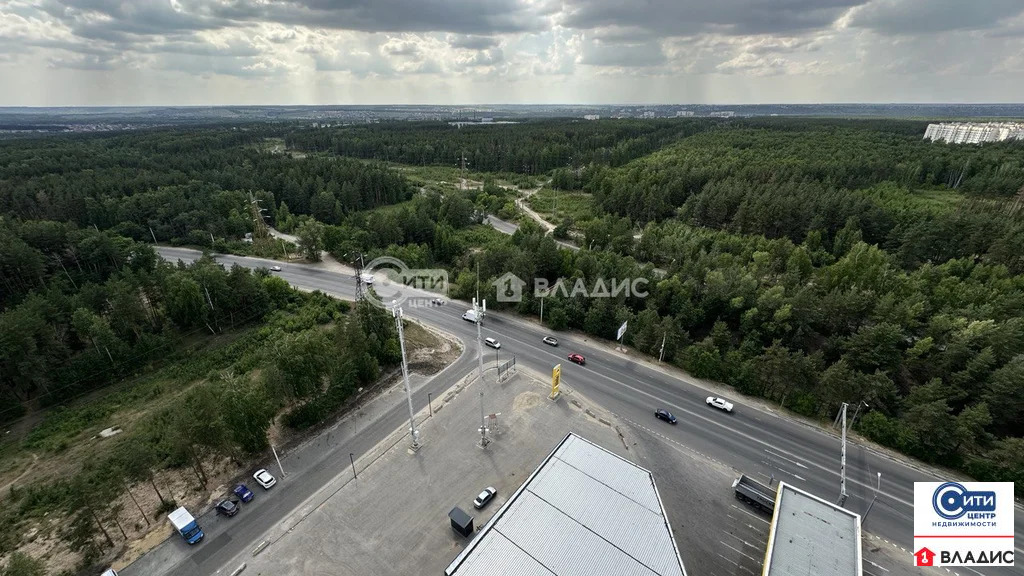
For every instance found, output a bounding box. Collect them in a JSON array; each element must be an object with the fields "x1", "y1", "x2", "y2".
[
  {"x1": 168, "y1": 506, "x2": 204, "y2": 545},
  {"x1": 732, "y1": 474, "x2": 777, "y2": 514}
]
